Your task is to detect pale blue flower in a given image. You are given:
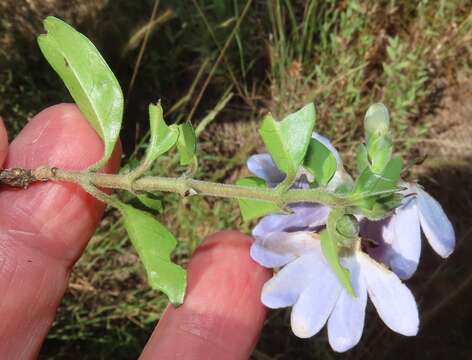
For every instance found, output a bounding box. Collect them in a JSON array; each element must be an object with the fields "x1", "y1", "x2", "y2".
[
  {"x1": 251, "y1": 231, "x2": 419, "y2": 352},
  {"x1": 244, "y1": 132, "x2": 455, "y2": 351},
  {"x1": 361, "y1": 184, "x2": 455, "y2": 280}
]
